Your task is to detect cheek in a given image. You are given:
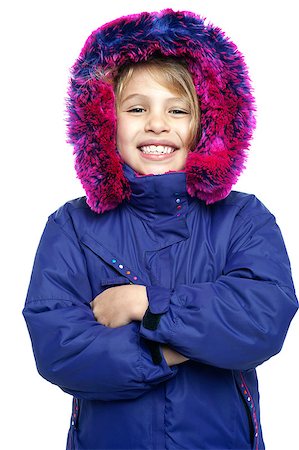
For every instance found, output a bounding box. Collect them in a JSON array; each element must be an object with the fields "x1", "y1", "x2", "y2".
[
  {"x1": 116, "y1": 116, "x2": 138, "y2": 147},
  {"x1": 180, "y1": 121, "x2": 193, "y2": 145},
  {"x1": 116, "y1": 117, "x2": 128, "y2": 148}
]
